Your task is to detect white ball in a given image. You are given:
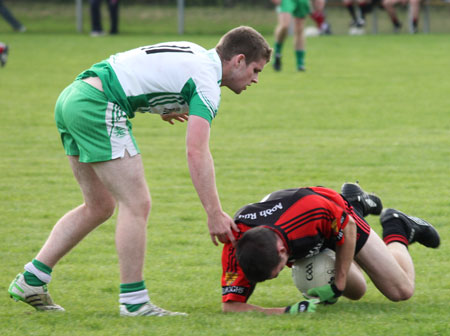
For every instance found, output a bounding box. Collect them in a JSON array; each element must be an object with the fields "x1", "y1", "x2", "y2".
[
  {"x1": 292, "y1": 248, "x2": 336, "y2": 295},
  {"x1": 304, "y1": 26, "x2": 320, "y2": 37}
]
